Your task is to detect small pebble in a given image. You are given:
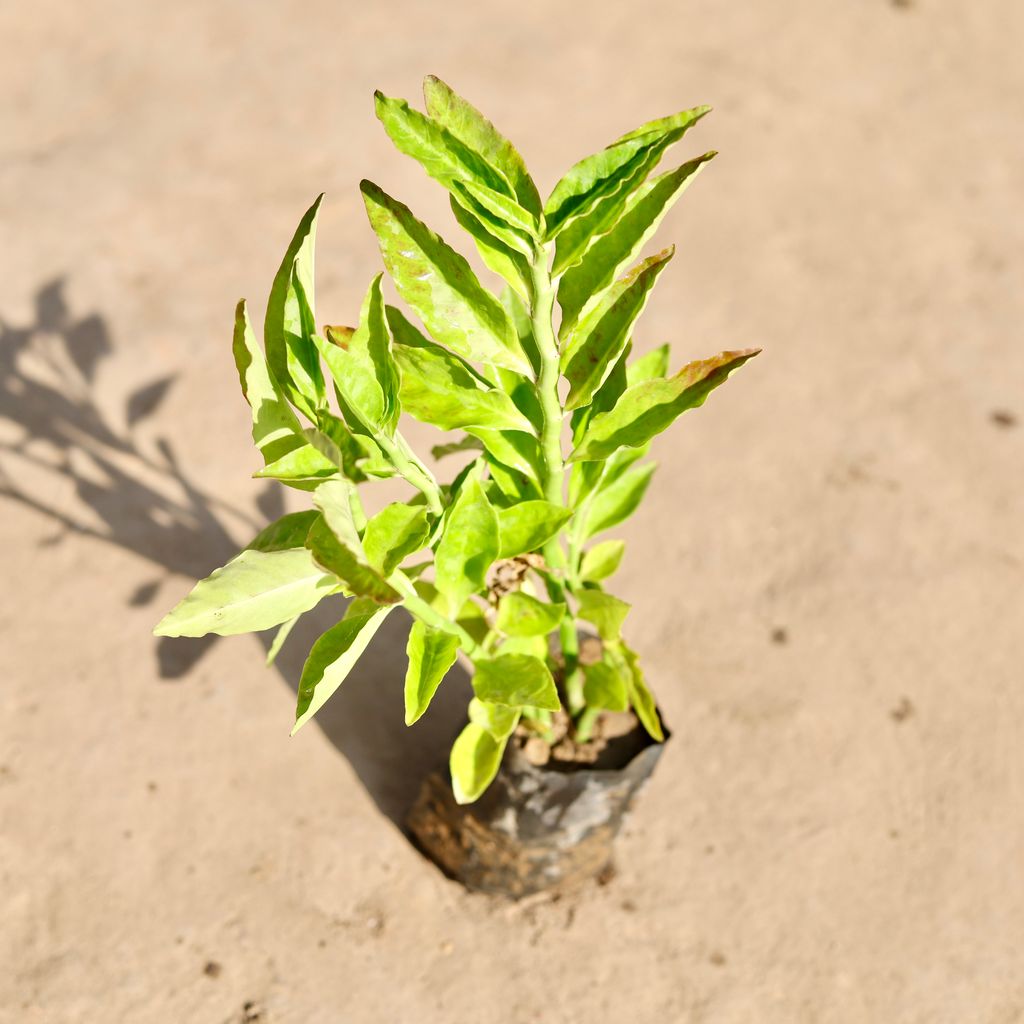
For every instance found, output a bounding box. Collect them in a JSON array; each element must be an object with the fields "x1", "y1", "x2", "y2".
[
  {"x1": 890, "y1": 697, "x2": 914, "y2": 723},
  {"x1": 523, "y1": 736, "x2": 551, "y2": 766},
  {"x1": 203, "y1": 961, "x2": 222, "y2": 979}
]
